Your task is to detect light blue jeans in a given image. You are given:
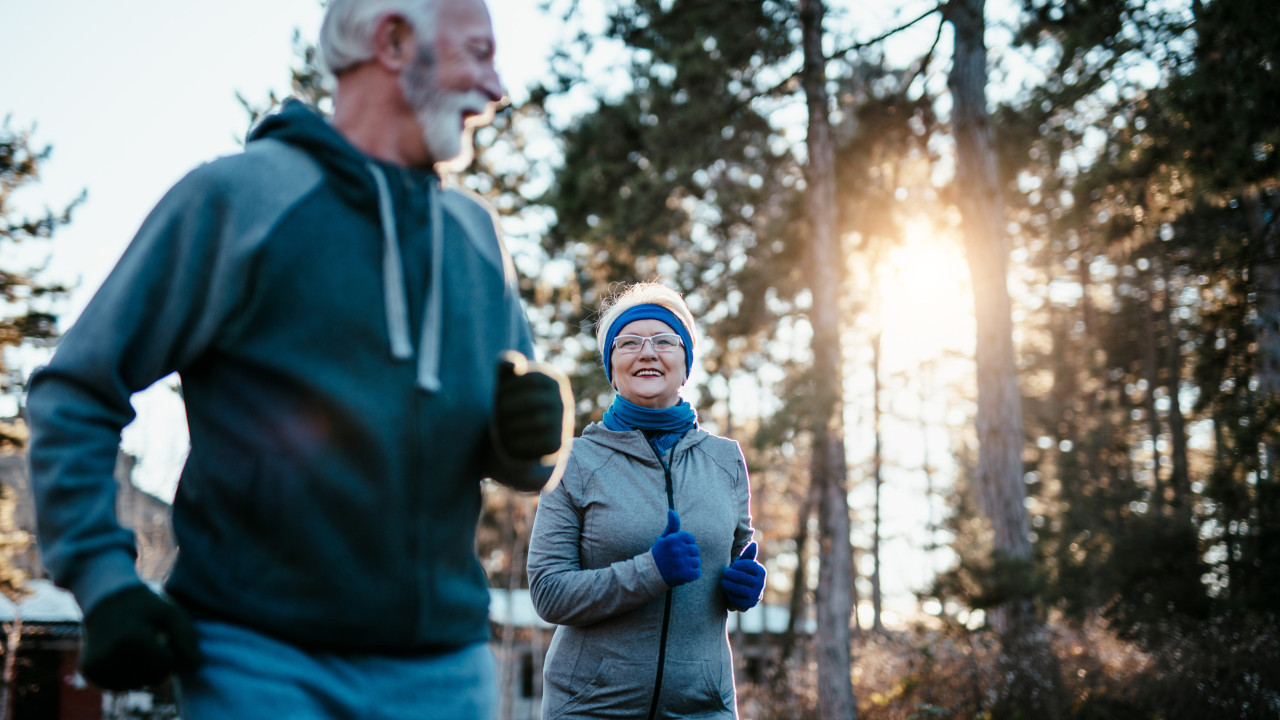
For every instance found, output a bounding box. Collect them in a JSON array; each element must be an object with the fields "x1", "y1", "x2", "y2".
[{"x1": 176, "y1": 620, "x2": 497, "y2": 720}]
